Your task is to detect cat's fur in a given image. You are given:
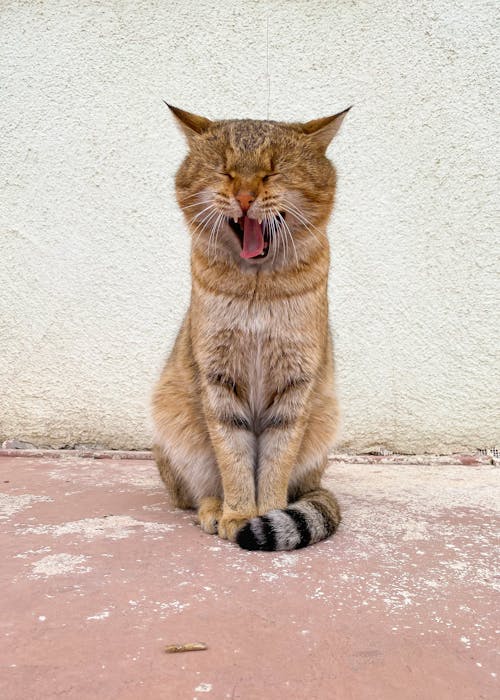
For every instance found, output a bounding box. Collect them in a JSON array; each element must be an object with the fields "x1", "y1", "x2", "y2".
[{"x1": 152, "y1": 104, "x2": 350, "y2": 550}]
